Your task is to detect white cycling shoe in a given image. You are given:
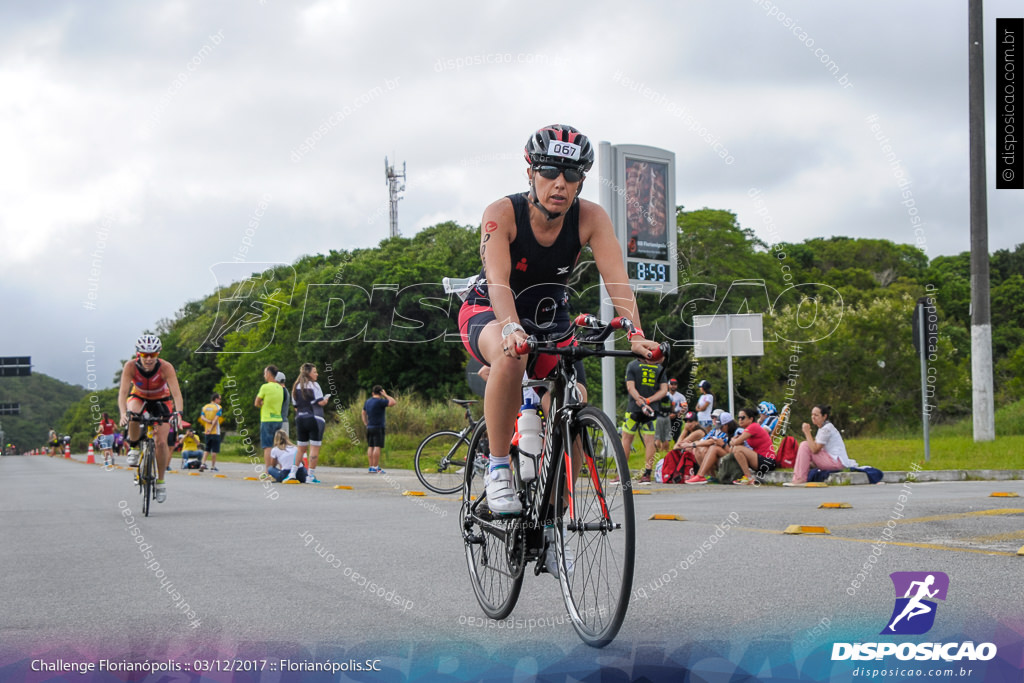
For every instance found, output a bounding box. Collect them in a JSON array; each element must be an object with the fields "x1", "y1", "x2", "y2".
[
  {"x1": 154, "y1": 482, "x2": 167, "y2": 503},
  {"x1": 126, "y1": 449, "x2": 140, "y2": 466},
  {"x1": 484, "y1": 466, "x2": 522, "y2": 515},
  {"x1": 544, "y1": 526, "x2": 576, "y2": 579}
]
